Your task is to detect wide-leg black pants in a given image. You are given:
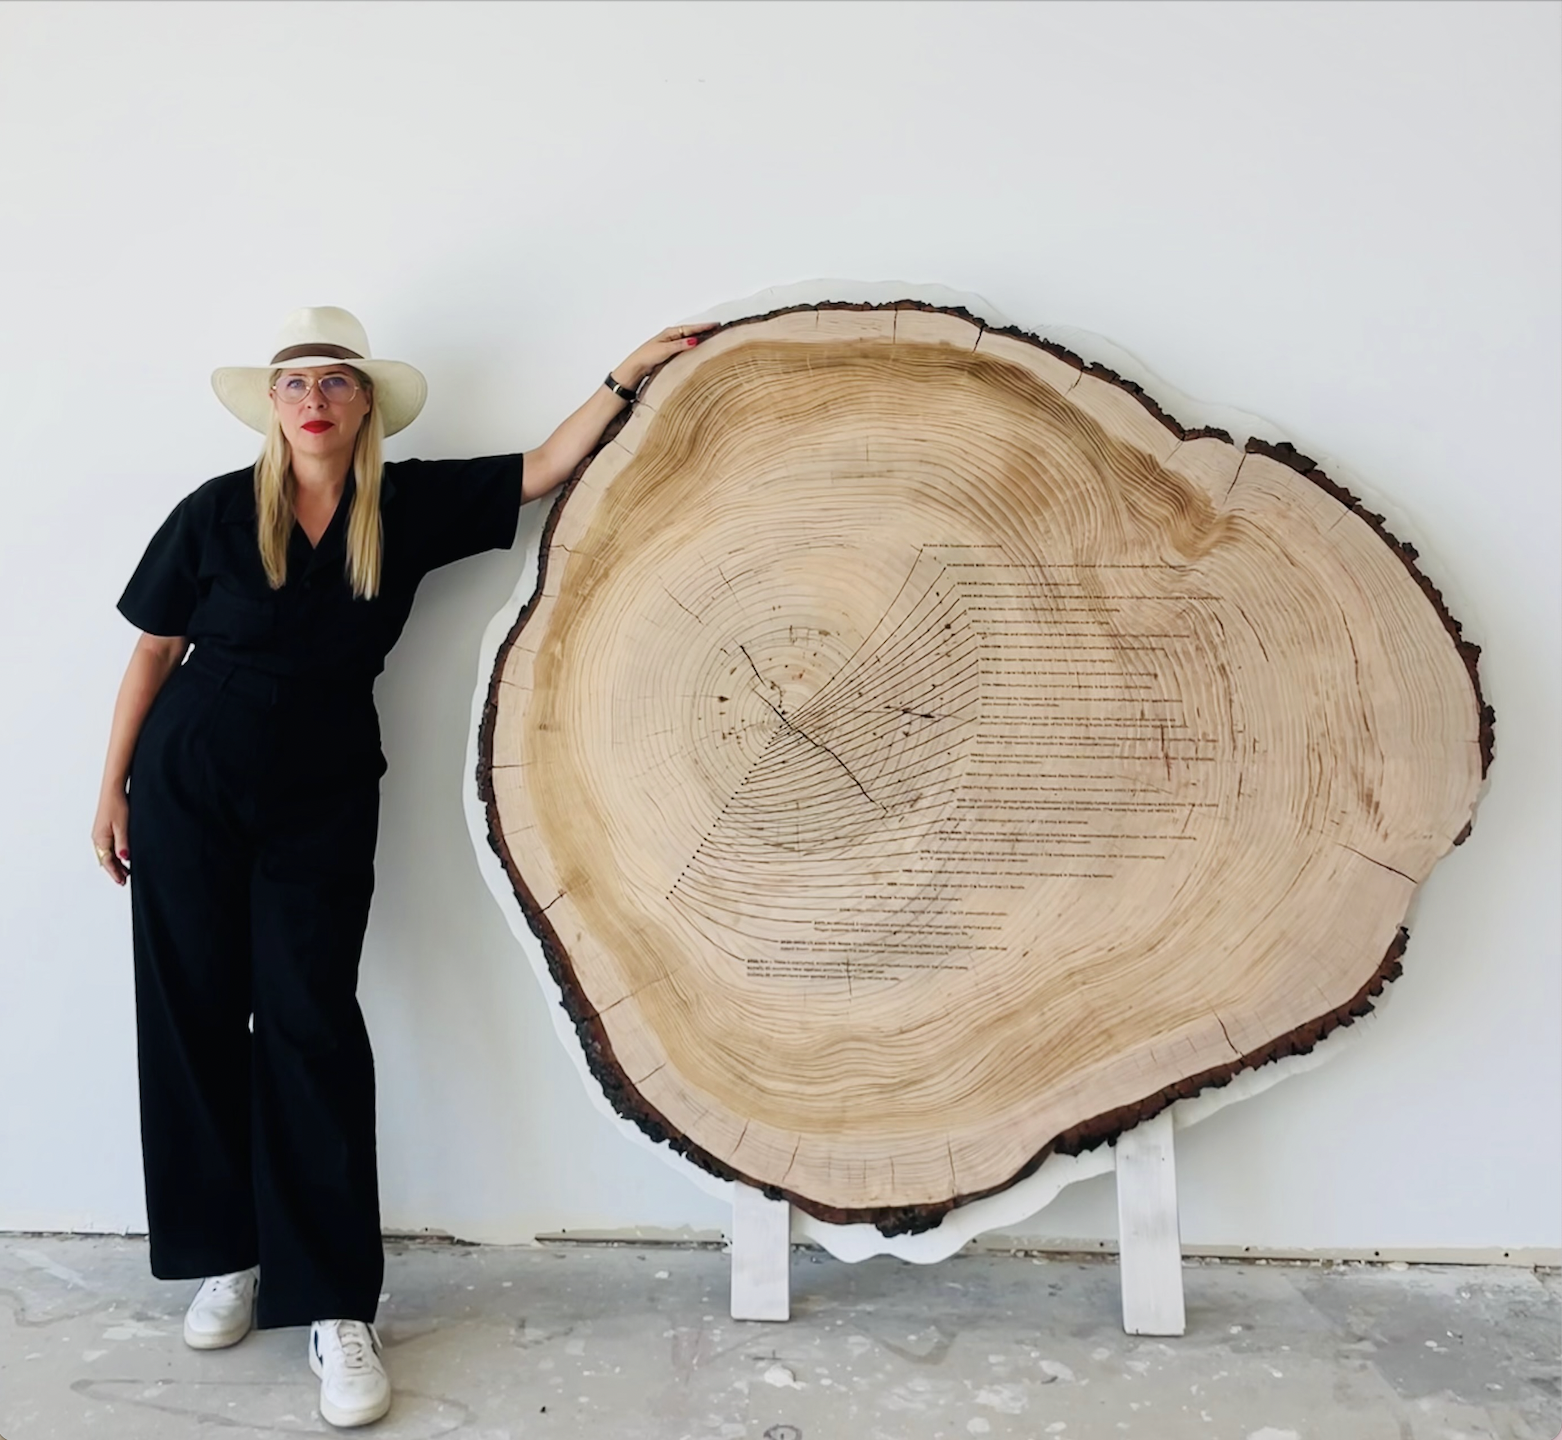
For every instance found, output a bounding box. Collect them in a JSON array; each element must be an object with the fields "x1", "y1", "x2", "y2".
[{"x1": 128, "y1": 658, "x2": 385, "y2": 1329}]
